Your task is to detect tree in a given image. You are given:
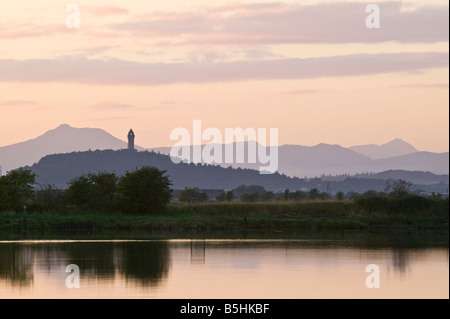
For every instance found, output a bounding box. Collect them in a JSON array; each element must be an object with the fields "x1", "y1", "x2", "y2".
[
  {"x1": 291, "y1": 190, "x2": 307, "y2": 201},
  {"x1": 284, "y1": 189, "x2": 291, "y2": 201},
  {"x1": 335, "y1": 191, "x2": 345, "y2": 201},
  {"x1": 66, "y1": 175, "x2": 94, "y2": 208},
  {"x1": 262, "y1": 191, "x2": 275, "y2": 202},
  {"x1": 118, "y1": 166, "x2": 172, "y2": 214},
  {"x1": 34, "y1": 184, "x2": 65, "y2": 211},
  {"x1": 225, "y1": 191, "x2": 235, "y2": 202},
  {"x1": 430, "y1": 192, "x2": 442, "y2": 200},
  {"x1": 0, "y1": 168, "x2": 36, "y2": 211},
  {"x1": 391, "y1": 179, "x2": 412, "y2": 198},
  {"x1": 308, "y1": 188, "x2": 320, "y2": 200},
  {"x1": 65, "y1": 173, "x2": 118, "y2": 211},
  {"x1": 88, "y1": 173, "x2": 118, "y2": 211},
  {"x1": 216, "y1": 190, "x2": 226, "y2": 202},
  {"x1": 179, "y1": 187, "x2": 208, "y2": 204},
  {"x1": 233, "y1": 185, "x2": 265, "y2": 199},
  {"x1": 240, "y1": 193, "x2": 260, "y2": 202}
]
